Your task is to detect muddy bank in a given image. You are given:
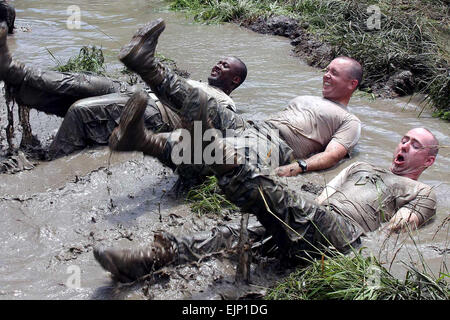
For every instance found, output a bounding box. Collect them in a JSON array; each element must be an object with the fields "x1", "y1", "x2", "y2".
[
  {"x1": 167, "y1": 0, "x2": 449, "y2": 117},
  {"x1": 239, "y1": 14, "x2": 421, "y2": 99}
]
